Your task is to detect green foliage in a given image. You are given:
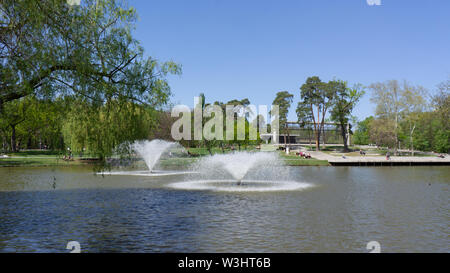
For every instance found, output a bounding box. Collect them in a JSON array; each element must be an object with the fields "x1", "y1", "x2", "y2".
[
  {"x1": 1, "y1": 0, "x2": 180, "y2": 108},
  {"x1": 1, "y1": 0, "x2": 180, "y2": 157},
  {"x1": 272, "y1": 91, "x2": 293, "y2": 124},
  {"x1": 272, "y1": 91, "x2": 293, "y2": 146},
  {"x1": 365, "y1": 78, "x2": 449, "y2": 153},
  {"x1": 433, "y1": 129, "x2": 450, "y2": 153},
  {"x1": 61, "y1": 98, "x2": 156, "y2": 159},
  {"x1": 330, "y1": 81, "x2": 365, "y2": 151},
  {"x1": 369, "y1": 80, "x2": 428, "y2": 154},
  {"x1": 353, "y1": 116, "x2": 374, "y2": 145},
  {"x1": 297, "y1": 76, "x2": 338, "y2": 150},
  {"x1": 410, "y1": 111, "x2": 449, "y2": 153},
  {"x1": 369, "y1": 118, "x2": 396, "y2": 148}
]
